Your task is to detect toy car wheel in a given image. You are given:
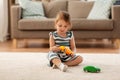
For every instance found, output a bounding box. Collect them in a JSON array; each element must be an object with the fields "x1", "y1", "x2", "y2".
[
  {"x1": 97, "y1": 71, "x2": 100, "y2": 73},
  {"x1": 84, "y1": 69, "x2": 88, "y2": 72},
  {"x1": 96, "y1": 70, "x2": 100, "y2": 73}
]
